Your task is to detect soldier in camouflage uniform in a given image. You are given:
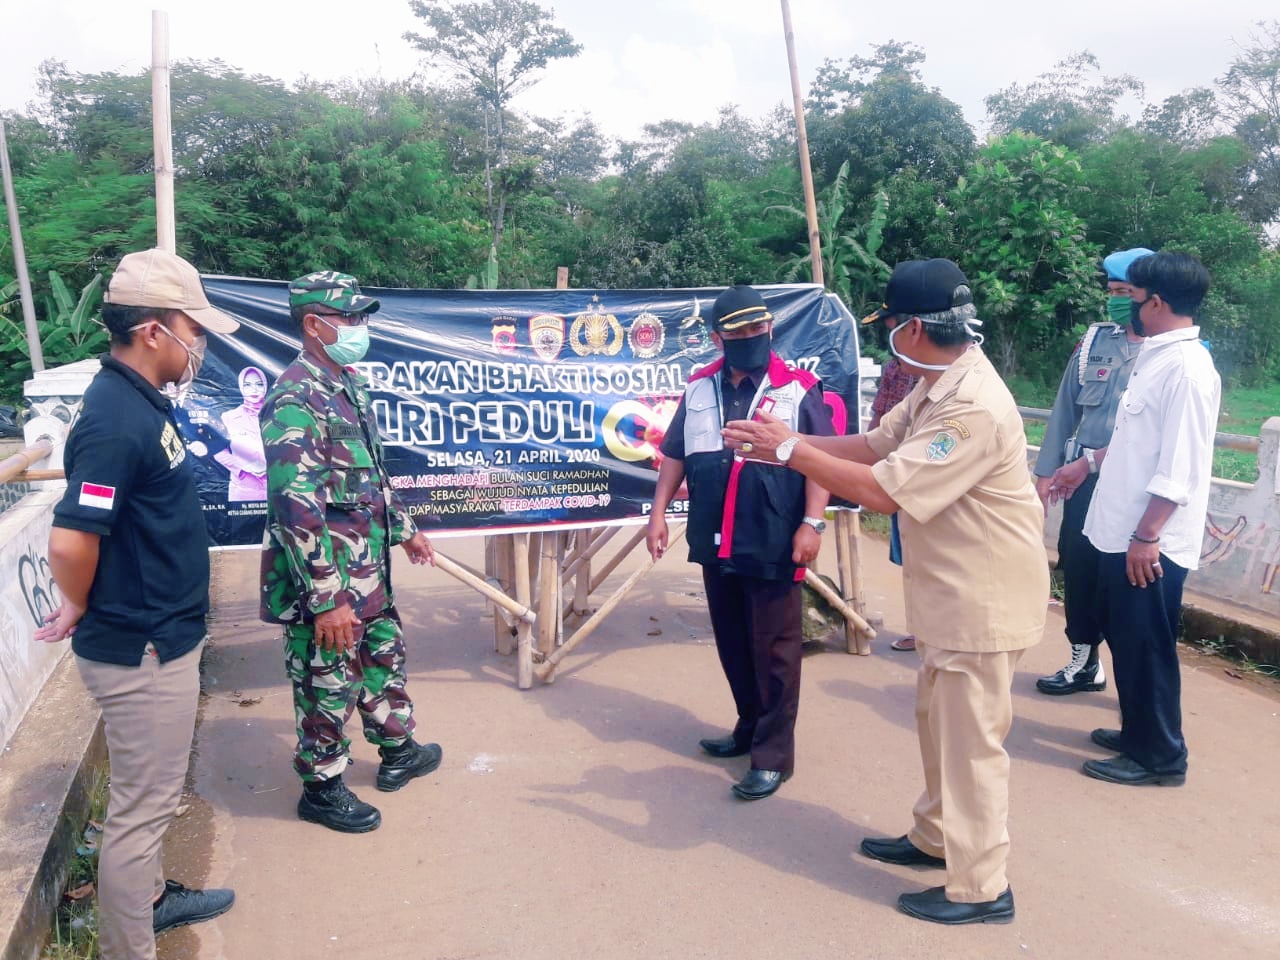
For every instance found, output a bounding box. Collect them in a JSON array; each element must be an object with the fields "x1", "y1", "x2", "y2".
[{"x1": 260, "y1": 271, "x2": 442, "y2": 834}]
